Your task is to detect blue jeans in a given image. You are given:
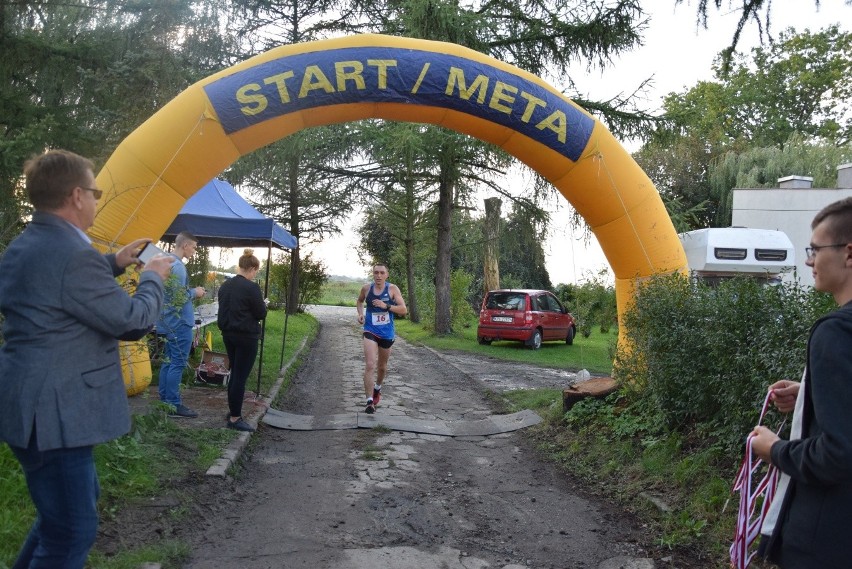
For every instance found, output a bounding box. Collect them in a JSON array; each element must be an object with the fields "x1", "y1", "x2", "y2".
[
  {"x1": 10, "y1": 436, "x2": 99, "y2": 569},
  {"x1": 158, "y1": 324, "x2": 193, "y2": 406}
]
